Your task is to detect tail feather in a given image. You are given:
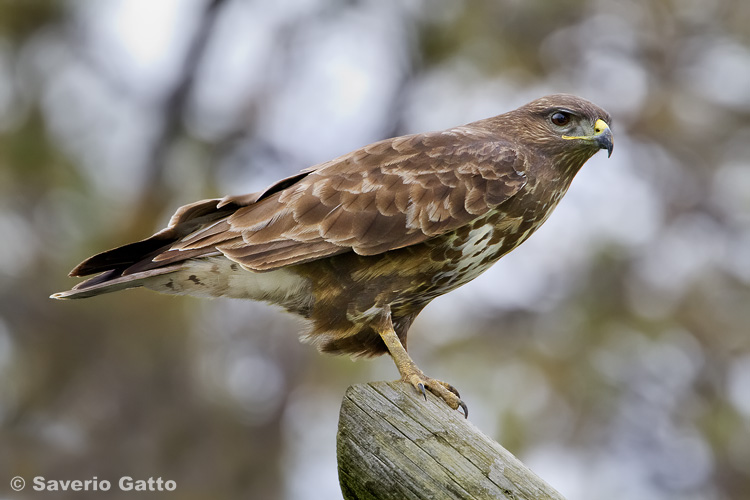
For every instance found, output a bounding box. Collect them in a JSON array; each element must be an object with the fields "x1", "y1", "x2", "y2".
[
  {"x1": 51, "y1": 266, "x2": 183, "y2": 300},
  {"x1": 70, "y1": 197, "x2": 233, "y2": 277},
  {"x1": 69, "y1": 238, "x2": 175, "y2": 277},
  {"x1": 53, "y1": 172, "x2": 314, "y2": 301},
  {"x1": 54, "y1": 197, "x2": 238, "y2": 299}
]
